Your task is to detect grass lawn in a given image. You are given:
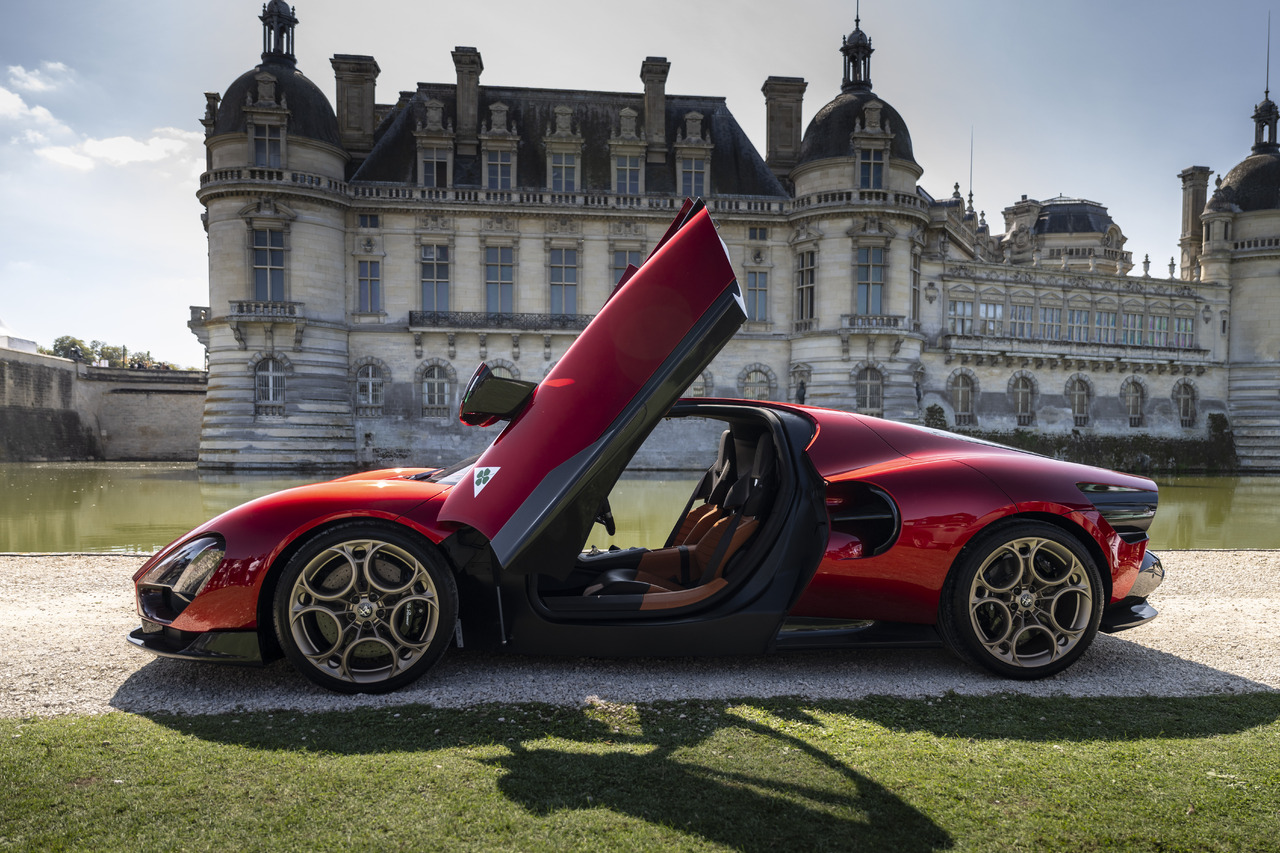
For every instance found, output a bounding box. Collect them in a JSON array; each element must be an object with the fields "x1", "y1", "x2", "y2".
[{"x1": 3, "y1": 693, "x2": 1279, "y2": 852}]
